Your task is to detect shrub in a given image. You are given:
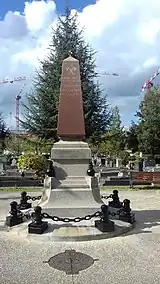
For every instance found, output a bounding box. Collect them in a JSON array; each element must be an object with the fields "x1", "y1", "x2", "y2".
[{"x1": 17, "y1": 152, "x2": 48, "y2": 172}]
